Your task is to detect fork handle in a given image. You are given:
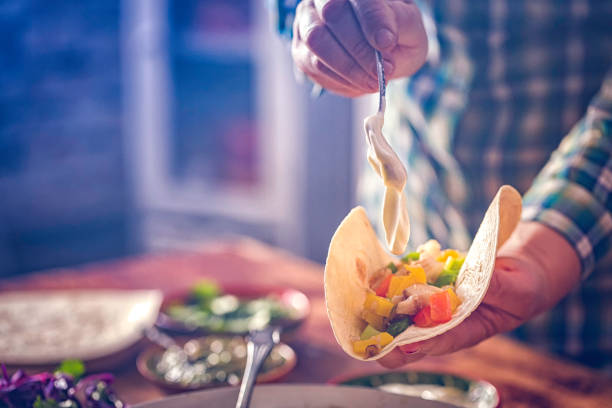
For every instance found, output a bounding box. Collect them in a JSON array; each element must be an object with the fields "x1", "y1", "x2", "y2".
[
  {"x1": 375, "y1": 50, "x2": 386, "y2": 113},
  {"x1": 235, "y1": 340, "x2": 274, "y2": 408}
]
